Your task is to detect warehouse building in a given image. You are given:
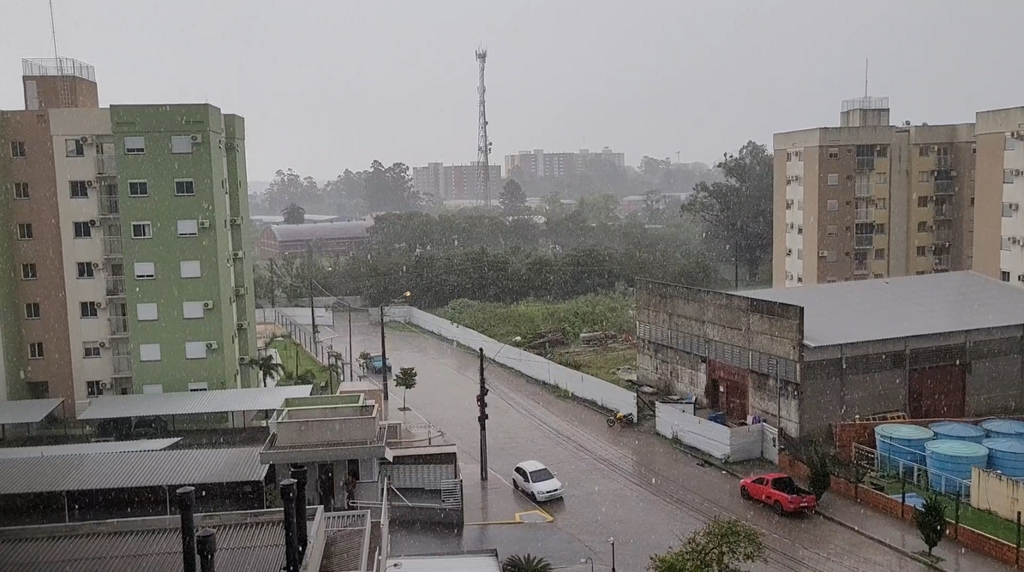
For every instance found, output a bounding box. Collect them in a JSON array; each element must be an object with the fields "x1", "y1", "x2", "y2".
[{"x1": 637, "y1": 272, "x2": 1024, "y2": 439}]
